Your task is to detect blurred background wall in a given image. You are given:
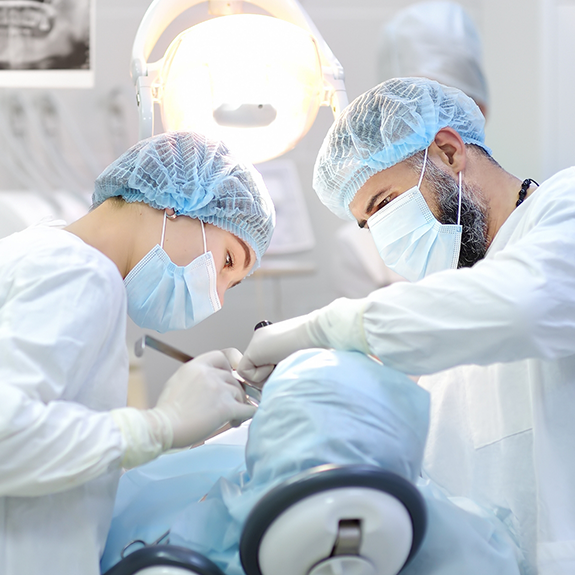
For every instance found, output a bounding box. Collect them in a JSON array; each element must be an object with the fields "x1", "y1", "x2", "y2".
[{"x1": 0, "y1": 0, "x2": 573, "y2": 405}]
